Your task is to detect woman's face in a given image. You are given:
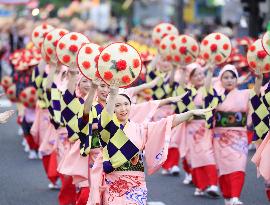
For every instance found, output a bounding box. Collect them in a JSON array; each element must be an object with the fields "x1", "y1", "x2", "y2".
[
  {"x1": 114, "y1": 95, "x2": 131, "y2": 123},
  {"x1": 221, "y1": 71, "x2": 237, "y2": 91},
  {"x1": 190, "y1": 69, "x2": 205, "y2": 88},
  {"x1": 78, "y1": 77, "x2": 91, "y2": 96},
  {"x1": 156, "y1": 58, "x2": 172, "y2": 72},
  {"x1": 97, "y1": 81, "x2": 110, "y2": 102}
]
